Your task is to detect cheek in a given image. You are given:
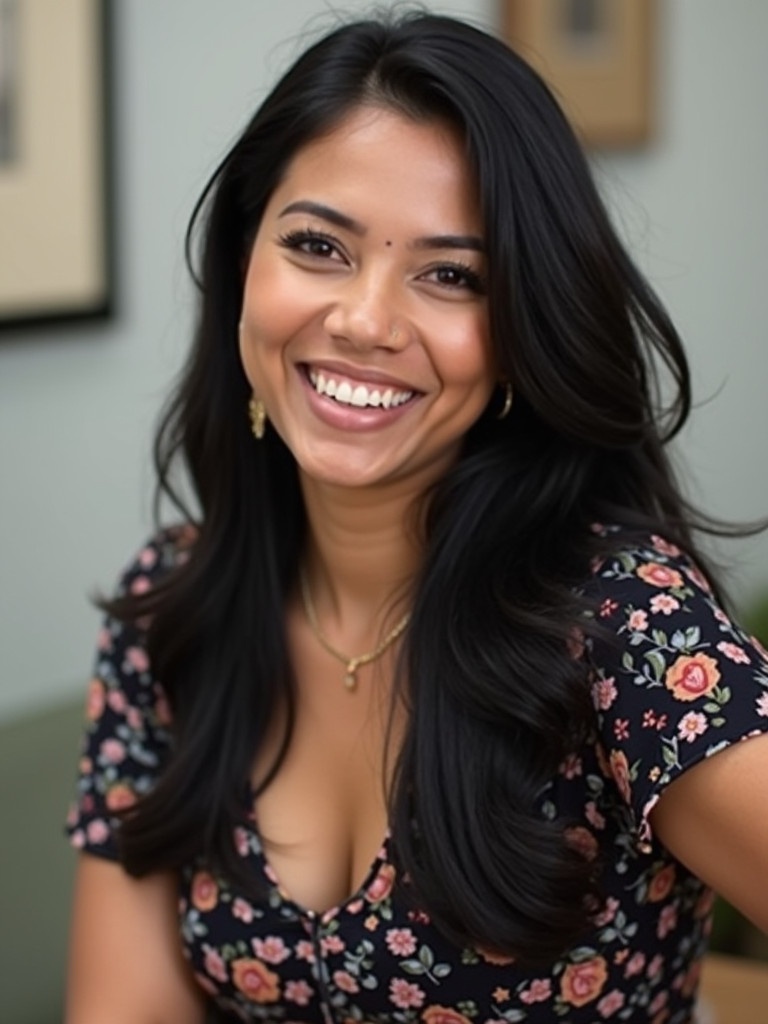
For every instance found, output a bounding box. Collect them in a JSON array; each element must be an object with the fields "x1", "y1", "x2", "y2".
[
  {"x1": 435, "y1": 317, "x2": 495, "y2": 395},
  {"x1": 239, "y1": 257, "x2": 300, "y2": 384}
]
